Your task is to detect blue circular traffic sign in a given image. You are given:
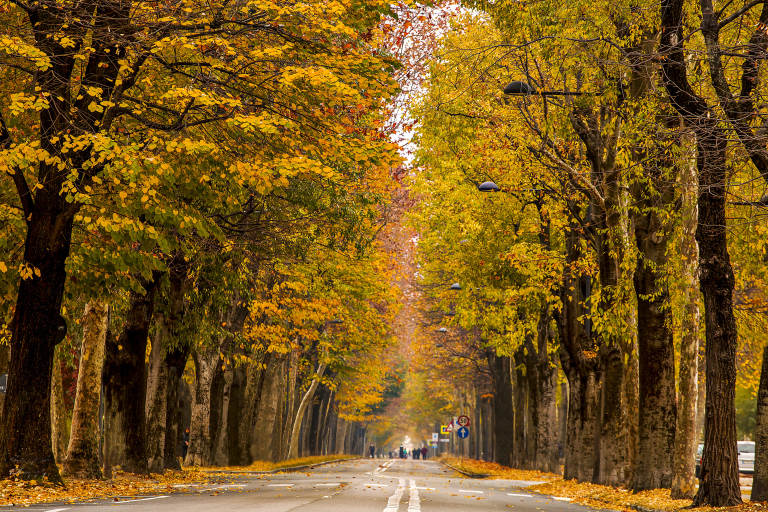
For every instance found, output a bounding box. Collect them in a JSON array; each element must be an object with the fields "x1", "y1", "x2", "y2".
[{"x1": 457, "y1": 426, "x2": 469, "y2": 439}]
